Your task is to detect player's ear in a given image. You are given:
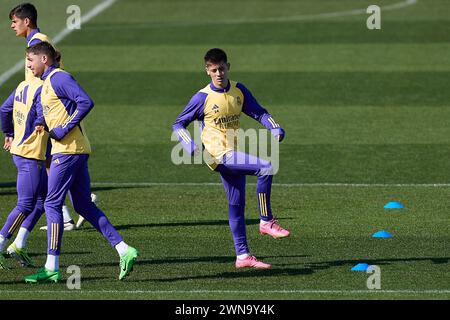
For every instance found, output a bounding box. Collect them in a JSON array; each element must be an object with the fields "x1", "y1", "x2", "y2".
[
  {"x1": 205, "y1": 66, "x2": 210, "y2": 75},
  {"x1": 226, "y1": 63, "x2": 231, "y2": 71},
  {"x1": 24, "y1": 17, "x2": 31, "y2": 28}
]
